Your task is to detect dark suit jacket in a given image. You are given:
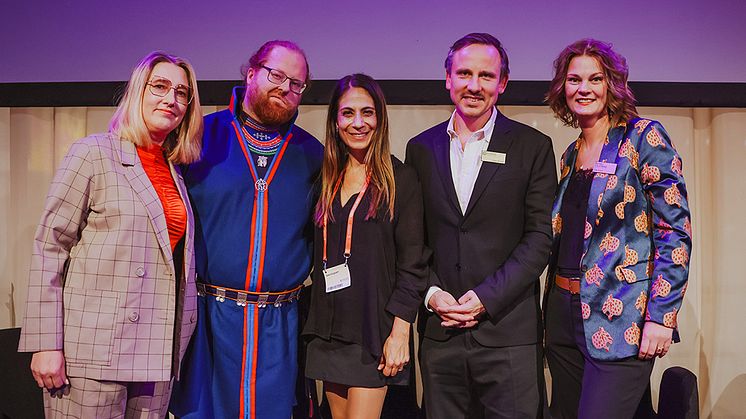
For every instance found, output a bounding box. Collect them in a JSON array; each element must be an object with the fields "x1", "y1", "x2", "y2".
[{"x1": 405, "y1": 111, "x2": 557, "y2": 347}]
